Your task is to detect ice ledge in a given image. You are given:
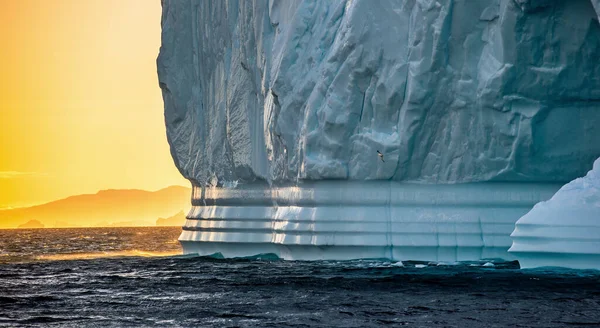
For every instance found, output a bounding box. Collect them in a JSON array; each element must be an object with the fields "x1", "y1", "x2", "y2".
[
  {"x1": 179, "y1": 181, "x2": 560, "y2": 261},
  {"x1": 510, "y1": 158, "x2": 600, "y2": 270}
]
